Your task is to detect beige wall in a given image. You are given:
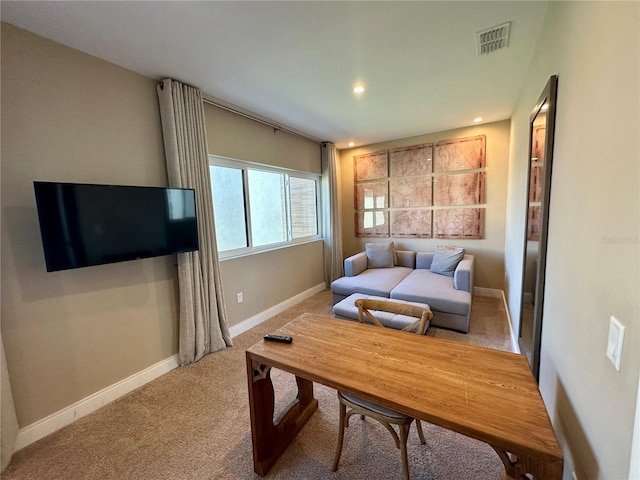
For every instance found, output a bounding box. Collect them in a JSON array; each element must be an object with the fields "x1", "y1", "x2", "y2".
[
  {"x1": 204, "y1": 105, "x2": 325, "y2": 327},
  {"x1": 338, "y1": 120, "x2": 511, "y2": 290},
  {"x1": 0, "y1": 22, "x2": 325, "y2": 429},
  {"x1": 205, "y1": 105, "x2": 320, "y2": 173},
  {"x1": 0, "y1": 23, "x2": 326, "y2": 429},
  {"x1": 504, "y1": 3, "x2": 639, "y2": 478},
  {"x1": 1, "y1": 24, "x2": 179, "y2": 426}
]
